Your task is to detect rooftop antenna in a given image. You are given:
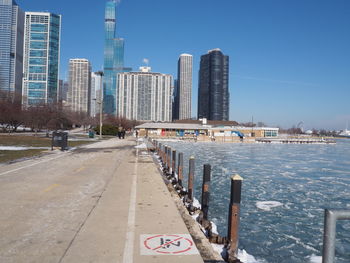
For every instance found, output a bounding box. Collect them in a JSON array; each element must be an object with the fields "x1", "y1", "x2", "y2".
[{"x1": 142, "y1": 58, "x2": 149, "y2": 67}]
